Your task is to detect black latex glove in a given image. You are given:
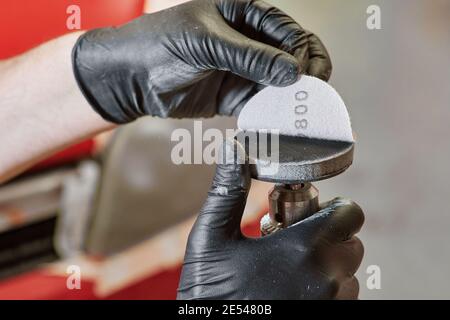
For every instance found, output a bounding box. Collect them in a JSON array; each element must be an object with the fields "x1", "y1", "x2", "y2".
[
  {"x1": 72, "y1": 0, "x2": 332, "y2": 124},
  {"x1": 177, "y1": 141, "x2": 364, "y2": 300}
]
